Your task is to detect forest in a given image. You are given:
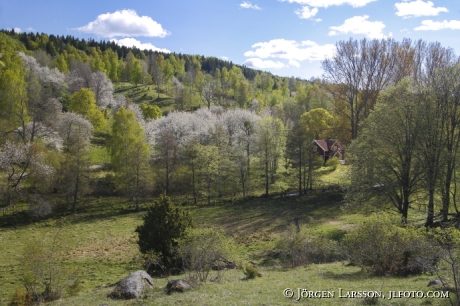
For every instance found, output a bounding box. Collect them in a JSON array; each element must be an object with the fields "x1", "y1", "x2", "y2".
[
  {"x1": 3, "y1": 29, "x2": 460, "y2": 305},
  {"x1": 0, "y1": 29, "x2": 336, "y2": 214}
]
